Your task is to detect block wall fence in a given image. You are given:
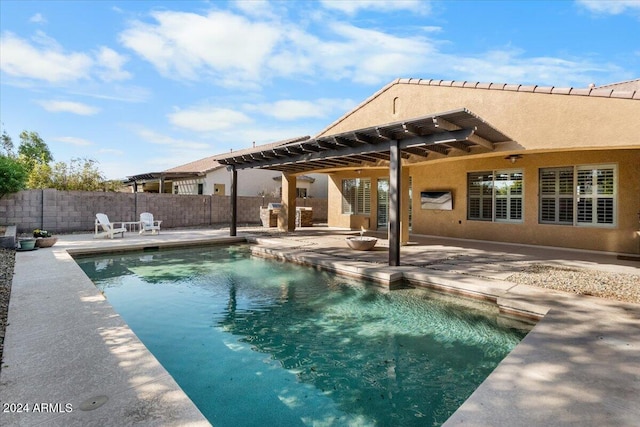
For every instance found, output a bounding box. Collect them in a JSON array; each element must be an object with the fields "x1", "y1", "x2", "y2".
[{"x1": 0, "y1": 190, "x2": 328, "y2": 234}]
